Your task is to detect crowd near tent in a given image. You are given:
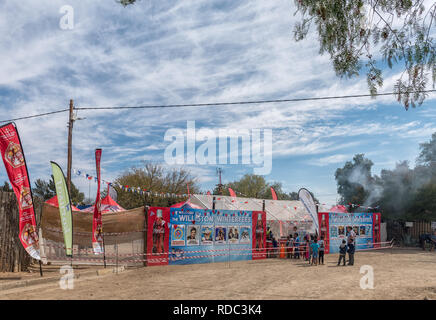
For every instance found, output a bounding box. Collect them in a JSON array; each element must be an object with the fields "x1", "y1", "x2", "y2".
[{"x1": 188, "y1": 194, "x2": 328, "y2": 238}]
